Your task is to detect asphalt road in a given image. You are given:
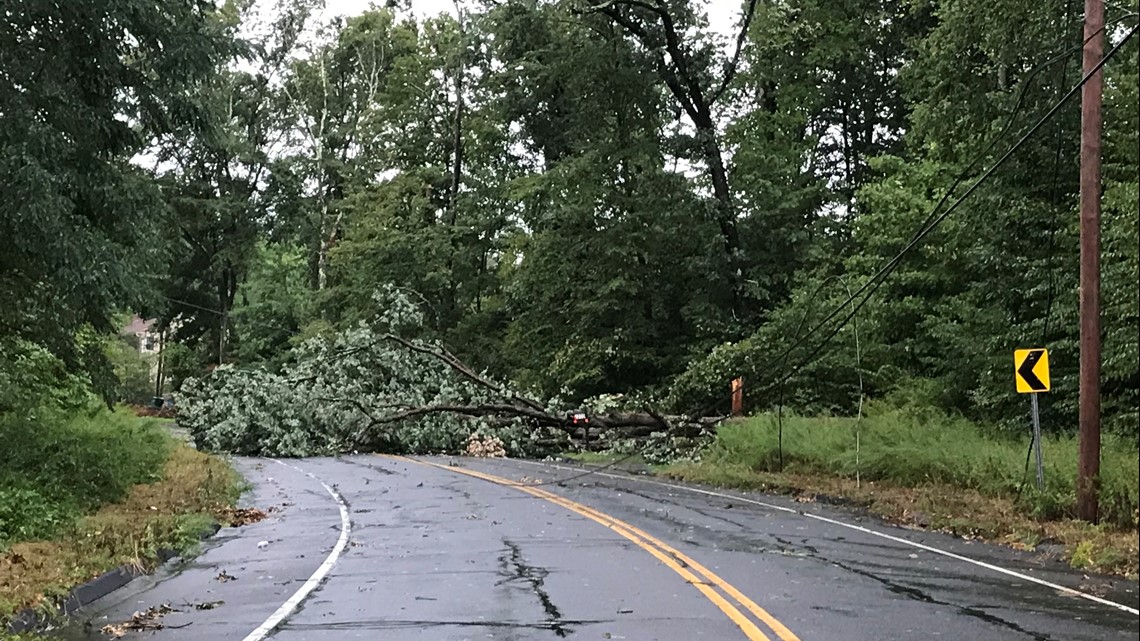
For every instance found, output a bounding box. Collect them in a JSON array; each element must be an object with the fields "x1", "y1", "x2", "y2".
[{"x1": 61, "y1": 455, "x2": 1139, "y2": 641}]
